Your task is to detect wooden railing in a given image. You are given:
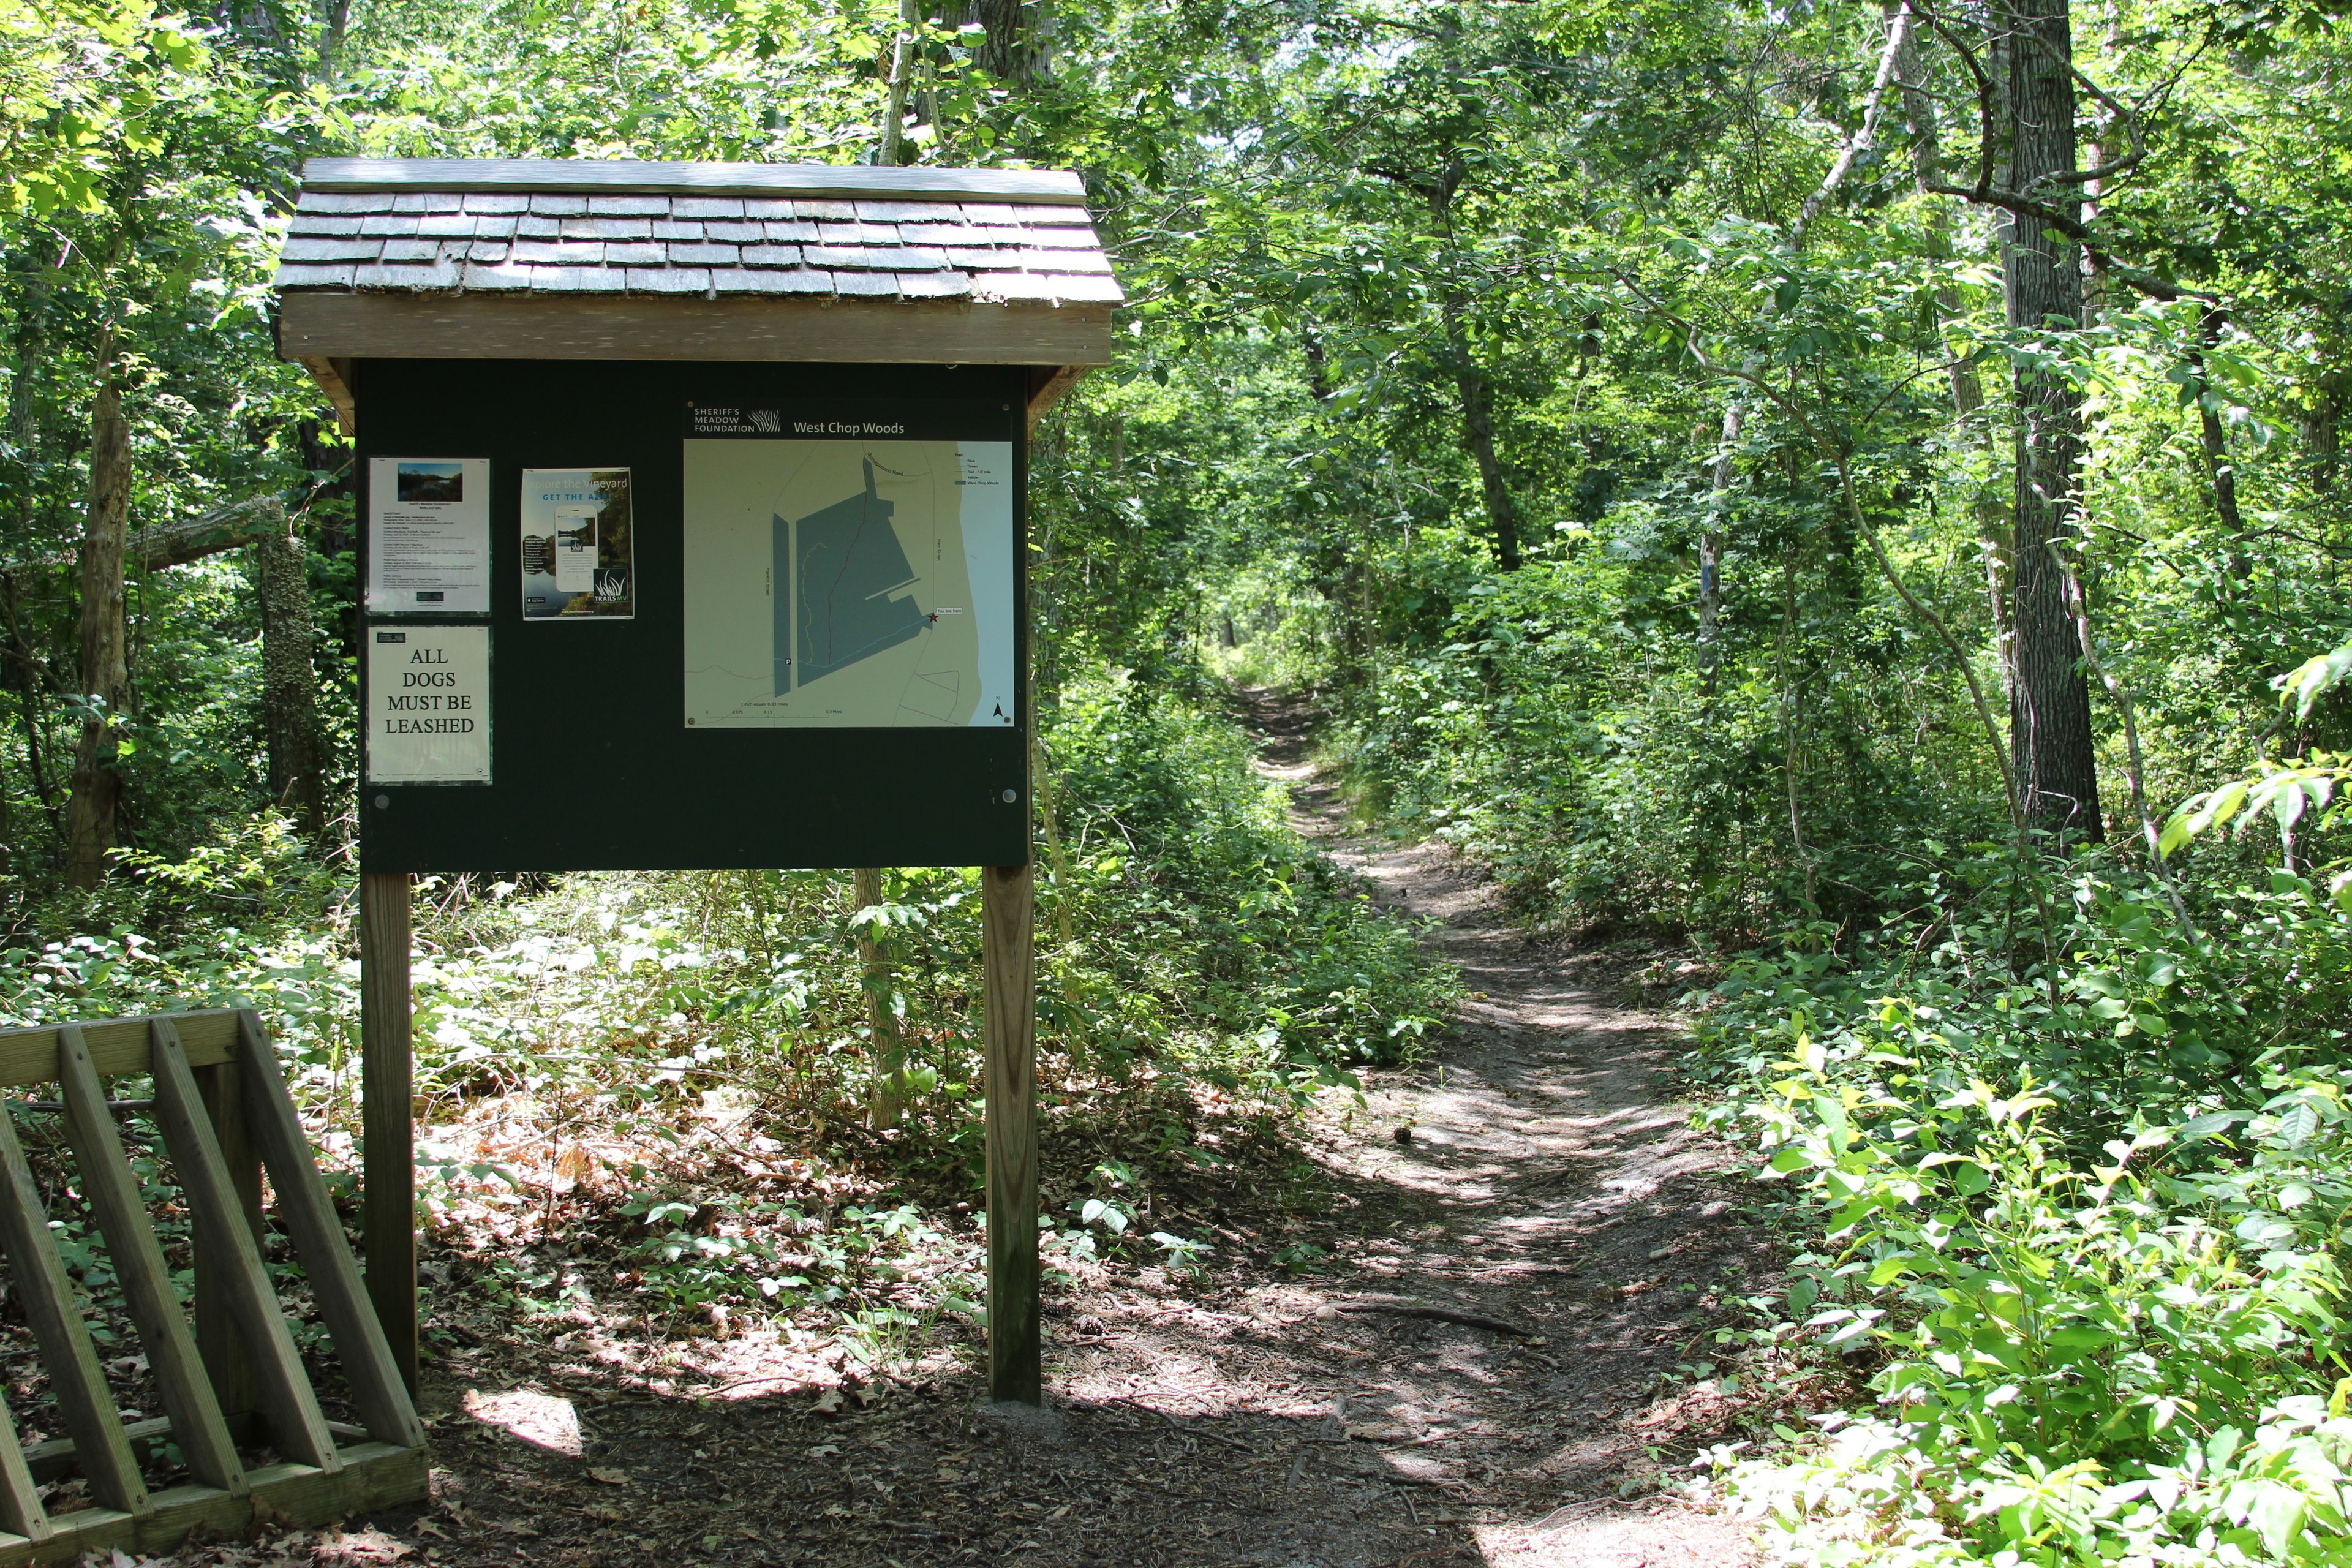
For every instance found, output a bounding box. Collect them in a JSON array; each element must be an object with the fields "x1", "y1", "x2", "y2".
[{"x1": 0, "y1": 1009, "x2": 425, "y2": 1565}]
